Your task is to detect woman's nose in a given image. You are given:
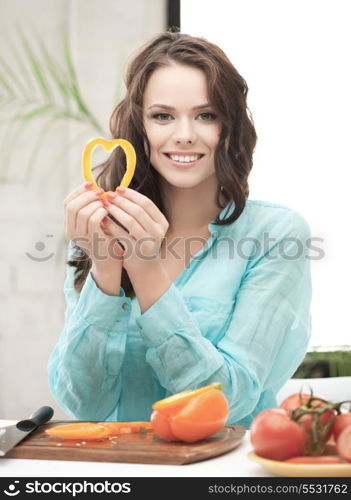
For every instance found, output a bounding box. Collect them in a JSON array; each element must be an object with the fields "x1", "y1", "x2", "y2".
[{"x1": 173, "y1": 119, "x2": 197, "y2": 144}]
